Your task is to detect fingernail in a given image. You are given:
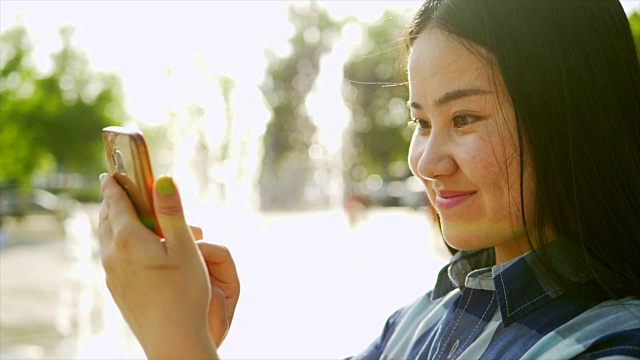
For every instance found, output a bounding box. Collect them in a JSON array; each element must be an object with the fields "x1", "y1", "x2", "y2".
[
  {"x1": 99, "y1": 173, "x2": 107, "y2": 183},
  {"x1": 156, "y1": 175, "x2": 175, "y2": 195}
]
